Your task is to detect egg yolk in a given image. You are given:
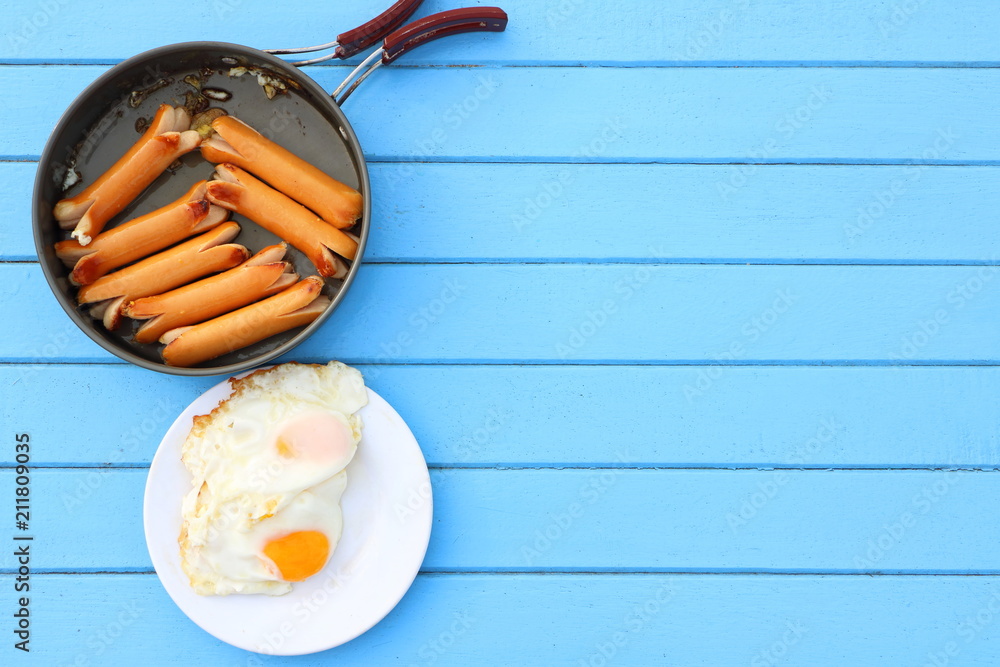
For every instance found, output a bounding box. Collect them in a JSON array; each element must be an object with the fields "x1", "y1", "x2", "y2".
[
  {"x1": 263, "y1": 531, "x2": 330, "y2": 582},
  {"x1": 274, "y1": 411, "x2": 352, "y2": 463}
]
